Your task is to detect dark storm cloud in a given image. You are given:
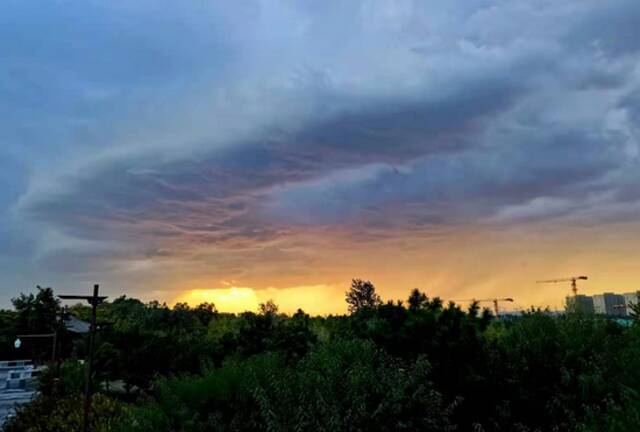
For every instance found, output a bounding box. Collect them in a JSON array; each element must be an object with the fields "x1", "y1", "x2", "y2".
[
  {"x1": 23, "y1": 68, "x2": 521, "y2": 247},
  {"x1": 267, "y1": 125, "x2": 620, "y2": 224},
  {"x1": 565, "y1": 0, "x2": 640, "y2": 57}
]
